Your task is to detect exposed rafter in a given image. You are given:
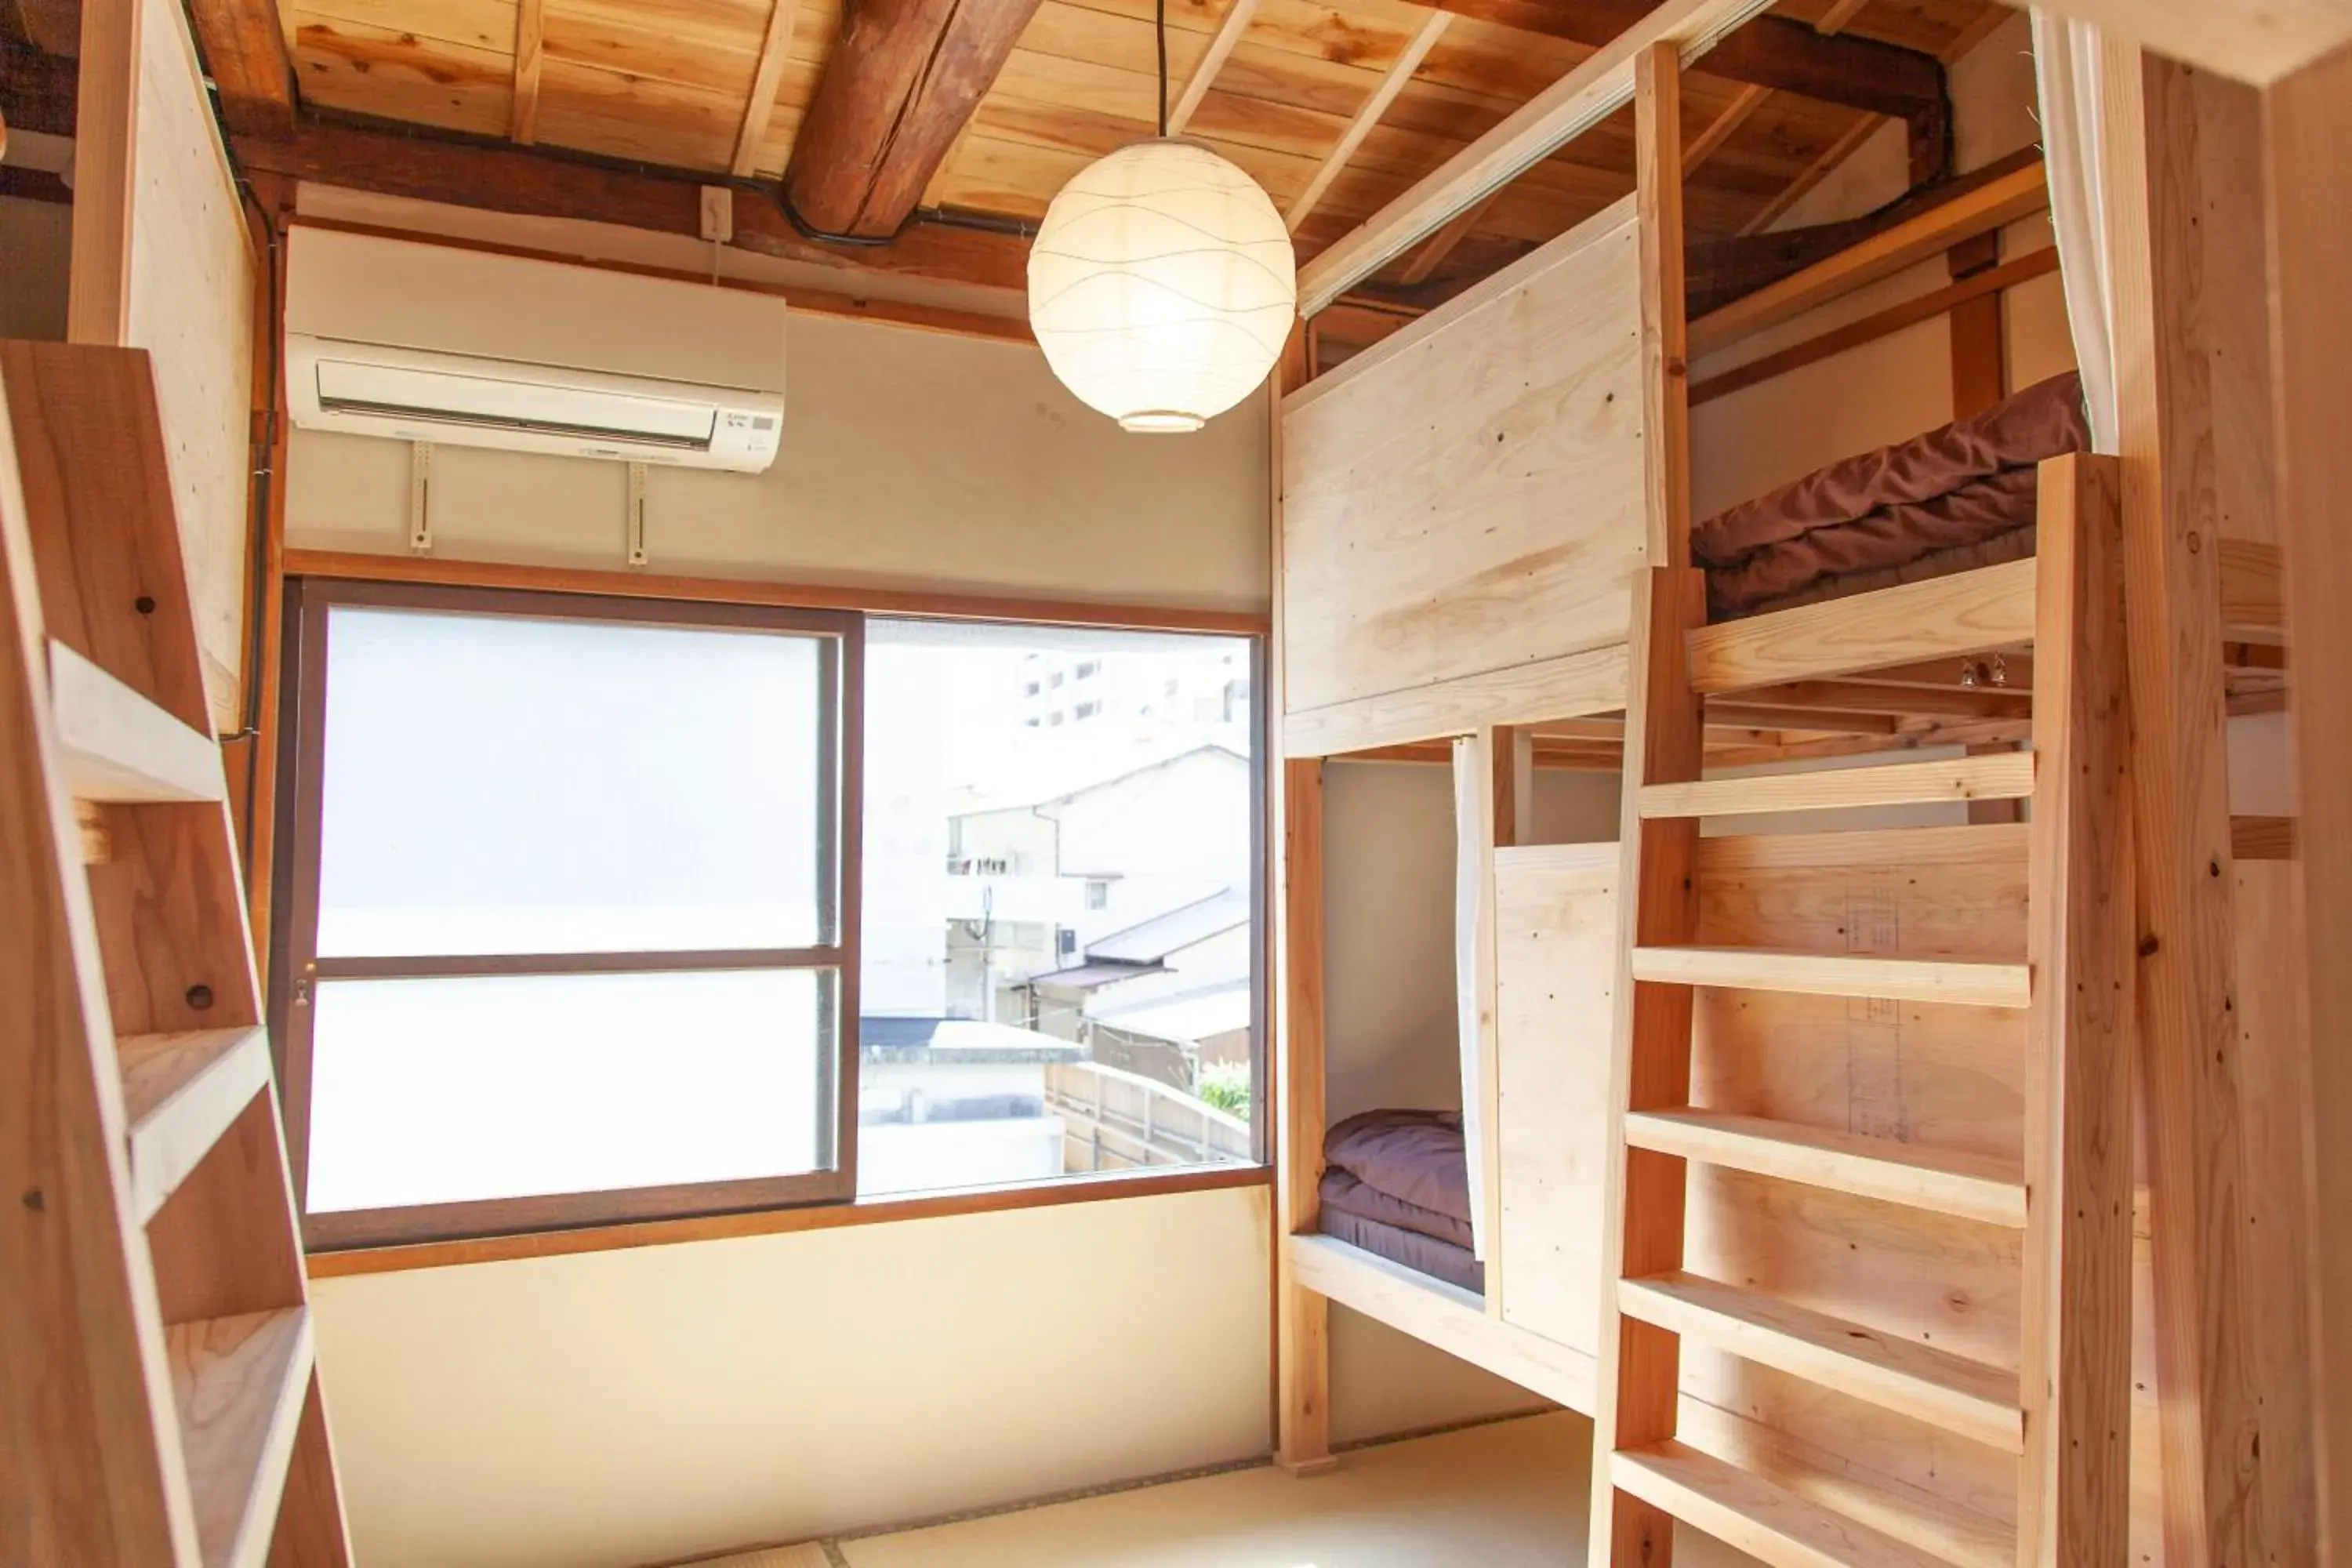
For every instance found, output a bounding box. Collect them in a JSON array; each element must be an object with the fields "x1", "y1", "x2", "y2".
[
  {"x1": 510, "y1": 0, "x2": 546, "y2": 143},
  {"x1": 731, "y1": 0, "x2": 806, "y2": 176},
  {"x1": 235, "y1": 117, "x2": 1034, "y2": 295},
  {"x1": 1287, "y1": 12, "x2": 1451, "y2": 232},
  {"x1": 782, "y1": 0, "x2": 1047, "y2": 240},
  {"x1": 1737, "y1": 109, "x2": 1878, "y2": 235},
  {"x1": 183, "y1": 0, "x2": 297, "y2": 136},
  {"x1": 1390, "y1": 191, "x2": 1501, "y2": 286},
  {"x1": 1682, "y1": 82, "x2": 1766, "y2": 176},
  {"x1": 1169, "y1": 0, "x2": 1259, "y2": 136}
]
